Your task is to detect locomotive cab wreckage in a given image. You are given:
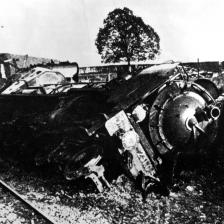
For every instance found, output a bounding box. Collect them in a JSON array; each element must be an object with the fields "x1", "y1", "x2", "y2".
[{"x1": 0, "y1": 62, "x2": 222, "y2": 195}]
